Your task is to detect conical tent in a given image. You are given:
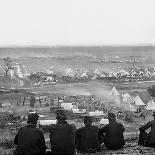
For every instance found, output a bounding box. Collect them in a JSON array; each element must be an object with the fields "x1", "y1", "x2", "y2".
[
  {"x1": 109, "y1": 87, "x2": 120, "y2": 97},
  {"x1": 65, "y1": 68, "x2": 74, "y2": 77},
  {"x1": 146, "y1": 100, "x2": 155, "y2": 110},
  {"x1": 81, "y1": 72, "x2": 88, "y2": 78},
  {"x1": 134, "y1": 95, "x2": 145, "y2": 106},
  {"x1": 94, "y1": 68, "x2": 100, "y2": 75}
]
